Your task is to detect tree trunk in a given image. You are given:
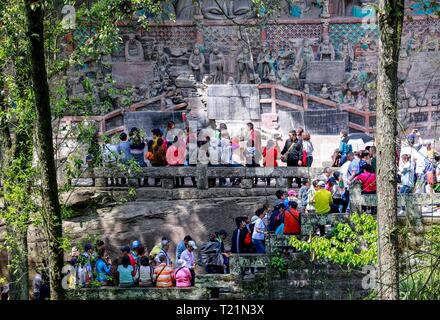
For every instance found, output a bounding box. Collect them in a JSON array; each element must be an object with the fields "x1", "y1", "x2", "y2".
[
  {"x1": 25, "y1": 1, "x2": 65, "y2": 300},
  {"x1": 375, "y1": 0, "x2": 404, "y2": 300}
]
